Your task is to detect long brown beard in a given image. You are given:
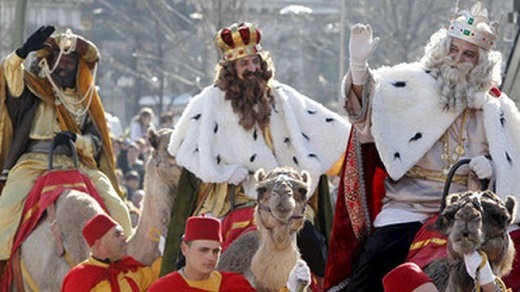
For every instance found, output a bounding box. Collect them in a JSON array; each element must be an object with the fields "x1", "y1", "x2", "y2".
[
  {"x1": 216, "y1": 62, "x2": 274, "y2": 130},
  {"x1": 437, "y1": 57, "x2": 475, "y2": 111}
]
